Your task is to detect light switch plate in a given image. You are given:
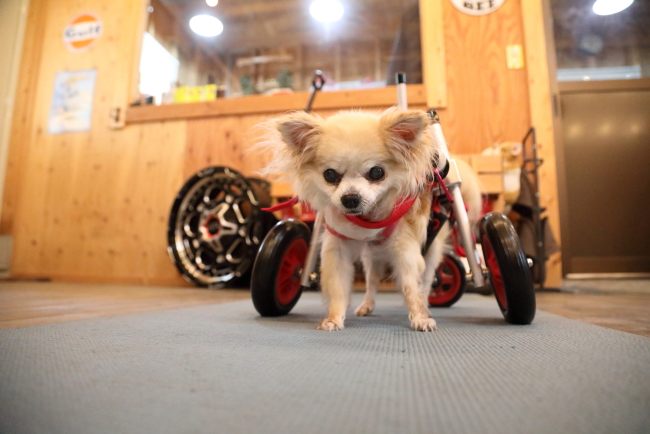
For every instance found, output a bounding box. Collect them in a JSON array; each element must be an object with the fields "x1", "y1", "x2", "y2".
[{"x1": 506, "y1": 44, "x2": 525, "y2": 69}]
